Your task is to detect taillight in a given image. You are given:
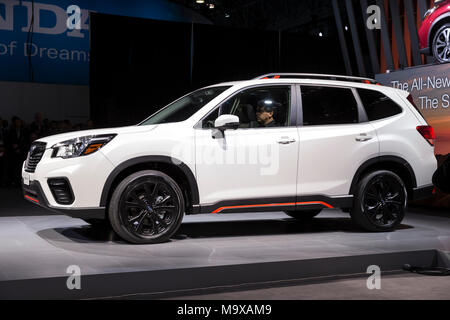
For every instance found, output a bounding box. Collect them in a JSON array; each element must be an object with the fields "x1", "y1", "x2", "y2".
[{"x1": 416, "y1": 125, "x2": 435, "y2": 146}]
